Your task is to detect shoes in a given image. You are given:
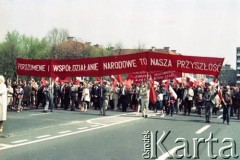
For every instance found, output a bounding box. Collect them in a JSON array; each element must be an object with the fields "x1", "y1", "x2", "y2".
[
  {"x1": 145, "y1": 115, "x2": 148, "y2": 118},
  {"x1": 227, "y1": 123, "x2": 230, "y2": 125}
]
